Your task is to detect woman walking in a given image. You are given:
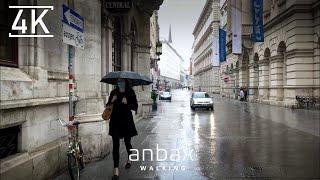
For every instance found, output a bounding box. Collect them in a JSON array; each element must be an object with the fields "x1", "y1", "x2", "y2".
[{"x1": 106, "y1": 78, "x2": 138, "y2": 180}]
